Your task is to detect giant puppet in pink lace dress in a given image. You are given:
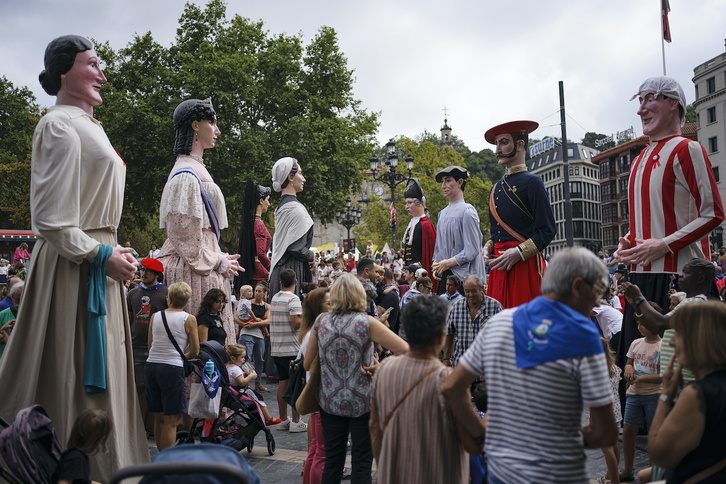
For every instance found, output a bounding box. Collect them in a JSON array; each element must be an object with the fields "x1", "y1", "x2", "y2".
[{"x1": 156, "y1": 99, "x2": 241, "y2": 345}]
